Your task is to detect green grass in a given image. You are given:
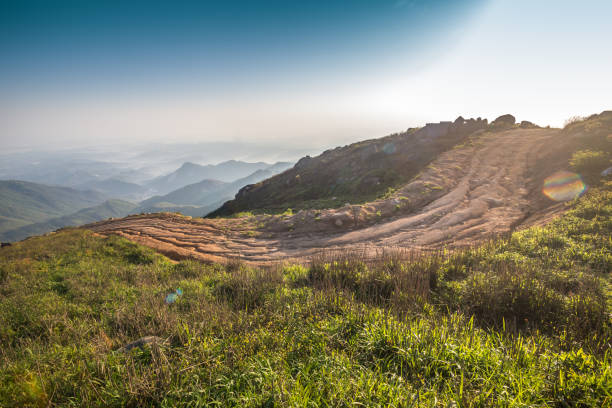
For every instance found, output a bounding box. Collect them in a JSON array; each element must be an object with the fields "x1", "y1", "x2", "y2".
[{"x1": 0, "y1": 187, "x2": 610, "y2": 407}]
